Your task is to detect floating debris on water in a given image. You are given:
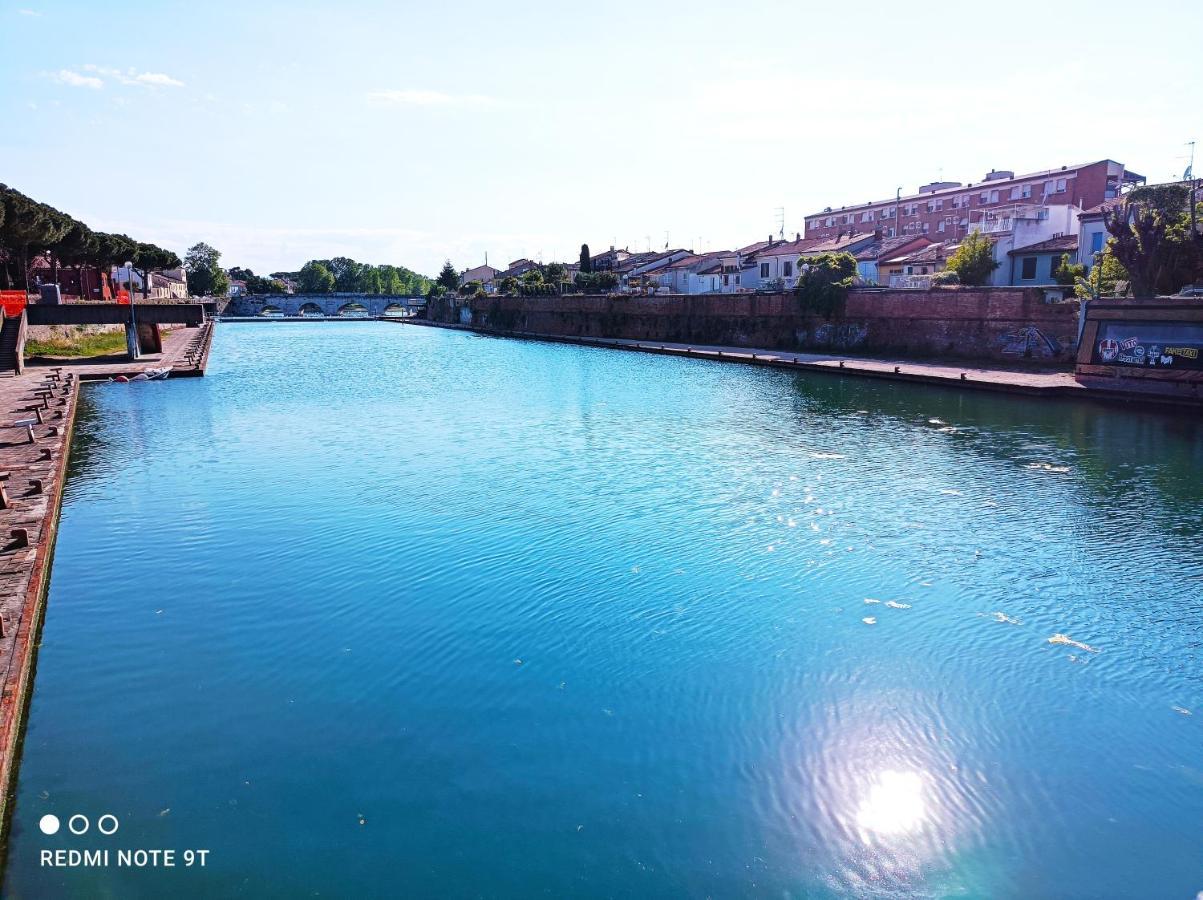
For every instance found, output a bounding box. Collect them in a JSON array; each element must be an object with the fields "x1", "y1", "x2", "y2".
[
  {"x1": 810, "y1": 453, "x2": 845, "y2": 460},
  {"x1": 885, "y1": 601, "x2": 911, "y2": 609},
  {"x1": 1049, "y1": 634, "x2": 1099, "y2": 653},
  {"x1": 940, "y1": 489, "x2": 963, "y2": 496},
  {"x1": 927, "y1": 418, "x2": 948, "y2": 426},
  {"x1": 990, "y1": 612, "x2": 1021, "y2": 625},
  {"x1": 158, "y1": 808, "x2": 171, "y2": 817},
  {"x1": 862, "y1": 616, "x2": 877, "y2": 625},
  {"x1": 1026, "y1": 463, "x2": 1071, "y2": 474},
  {"x1": 864, "y1": 598, "x2": 881, "y2": 605},
  {"x1": 1172, "y1": 706, "x2": 1193, "y2": 717}
]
